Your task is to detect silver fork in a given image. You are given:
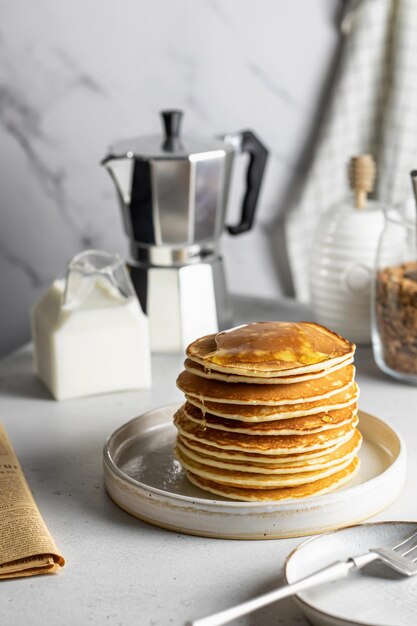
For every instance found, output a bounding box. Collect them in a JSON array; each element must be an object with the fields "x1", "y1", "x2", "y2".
[{"x1": 187, "y1": 529, "x2": 417, "y2": 626}]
